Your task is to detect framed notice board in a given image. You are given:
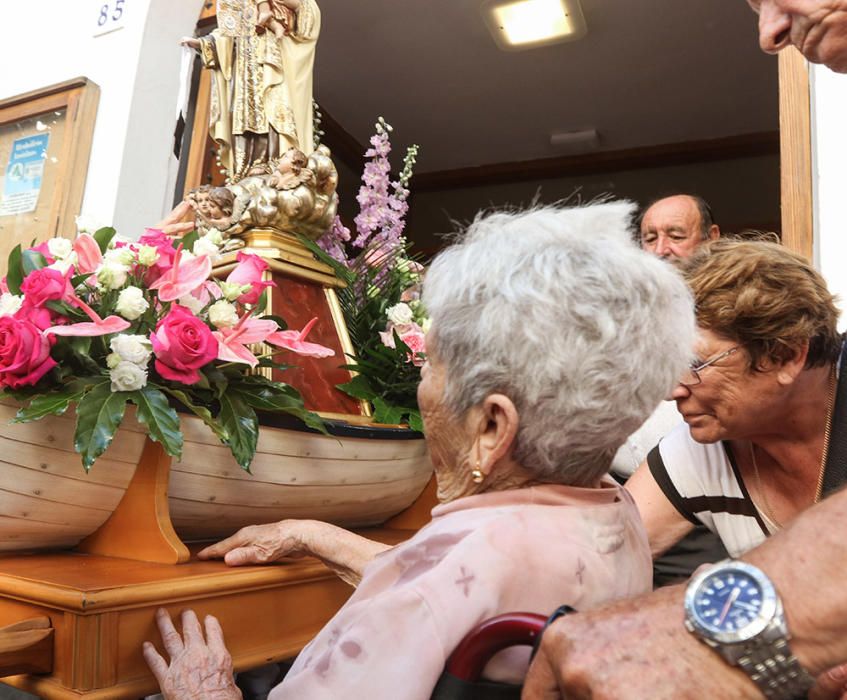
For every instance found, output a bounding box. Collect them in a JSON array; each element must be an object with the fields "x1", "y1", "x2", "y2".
[{"x1": 0, "y1": 78, "x2": 99, "y2": 271}]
